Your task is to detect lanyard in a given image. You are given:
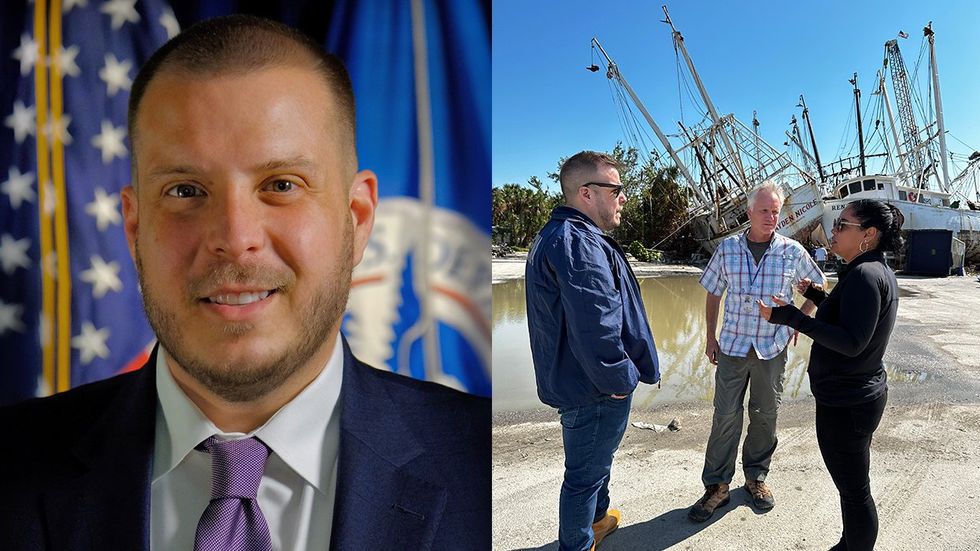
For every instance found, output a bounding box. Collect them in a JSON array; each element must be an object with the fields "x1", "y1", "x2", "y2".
[{"x1": 742, "y1": 238, "x2": 770, "y2": 291}]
